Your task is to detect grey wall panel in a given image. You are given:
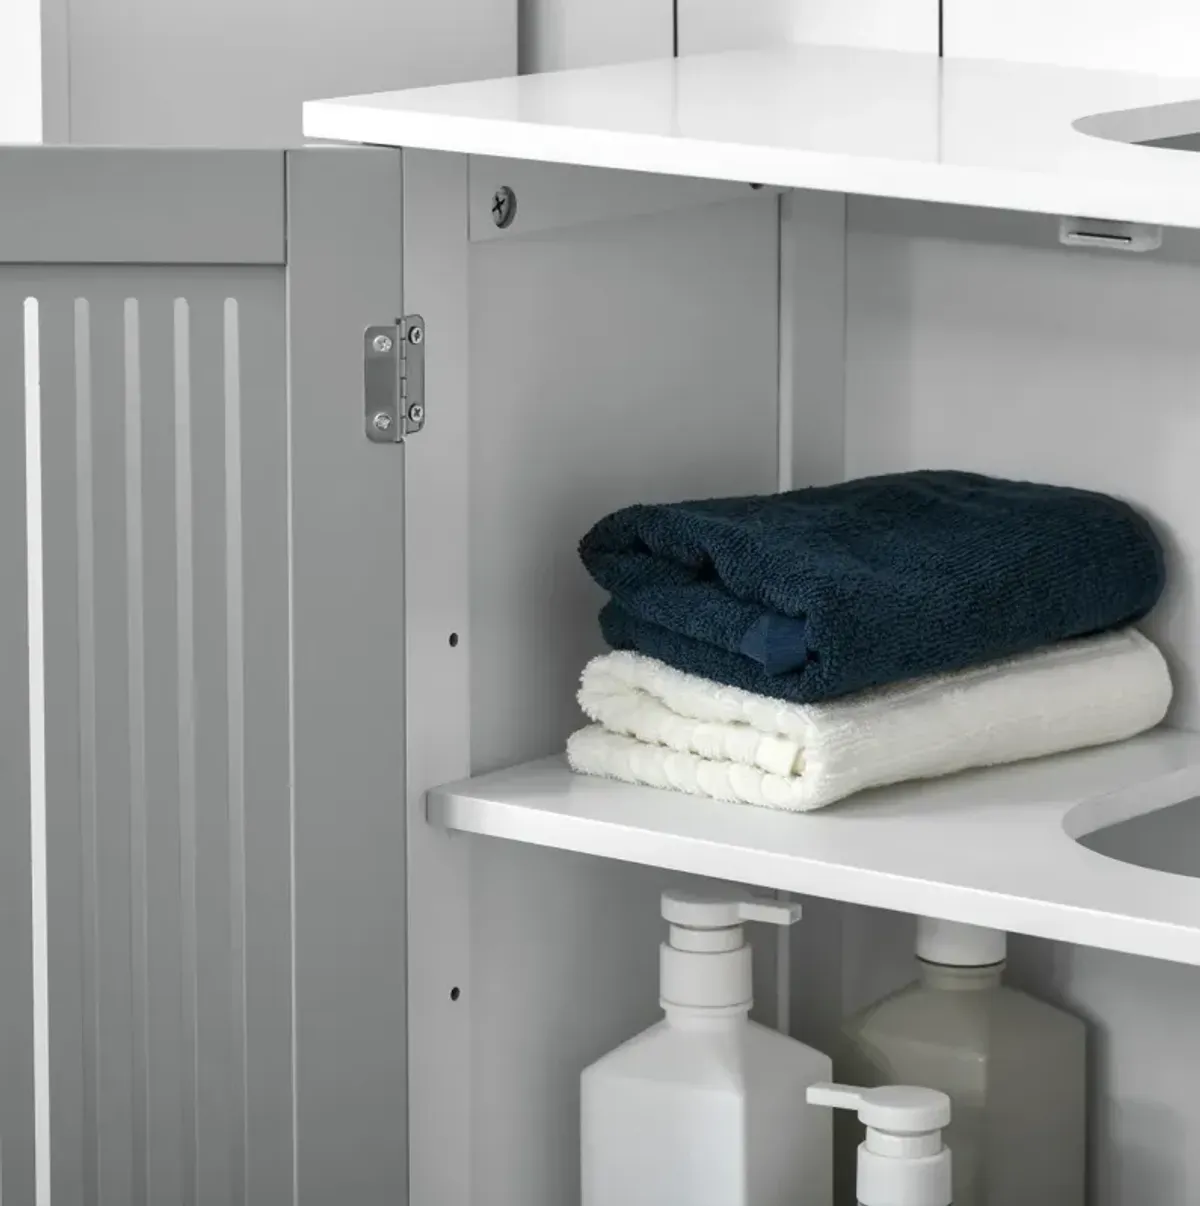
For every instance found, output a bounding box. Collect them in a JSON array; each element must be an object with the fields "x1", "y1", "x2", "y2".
[
  {"x1": 286, "y1": 148, "x2": 407, "y2": 1206},
  {"x1": 0, "y1": 291, "x2": 37, "y2": 1206},
  {"x1": 63, "y1": 0, "x2": 514, "y2": 147}
]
